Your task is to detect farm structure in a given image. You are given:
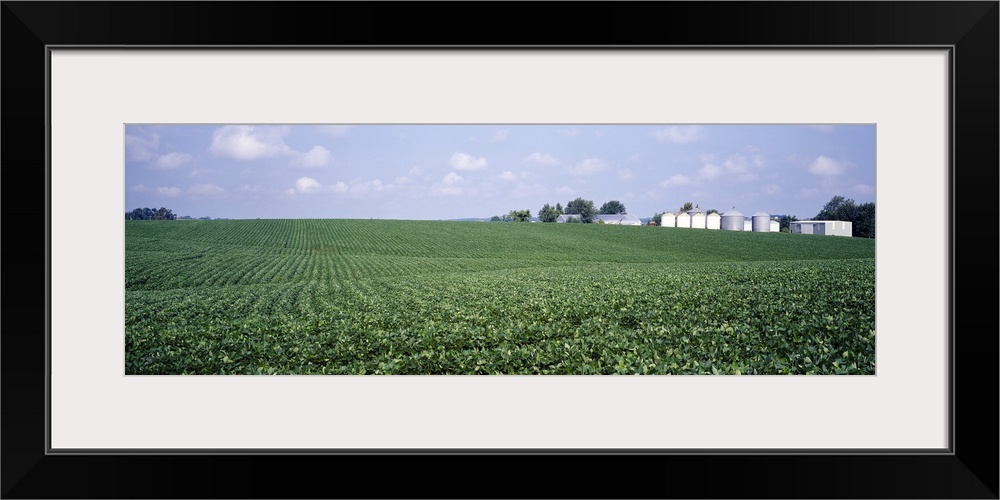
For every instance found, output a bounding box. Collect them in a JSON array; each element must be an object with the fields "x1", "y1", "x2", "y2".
[
  {"x1": 790, "y1": 220, "x2": 853, "y2": 237},
  {"x1": 660, "y1": 211, "x2": 676, "y2": 228},
  {"x1": 666, "y1": 207, "x2": 779, "y2": 233},
  {"x1": 556, "y1": 213, "x2": 643, "y2": 225}
]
